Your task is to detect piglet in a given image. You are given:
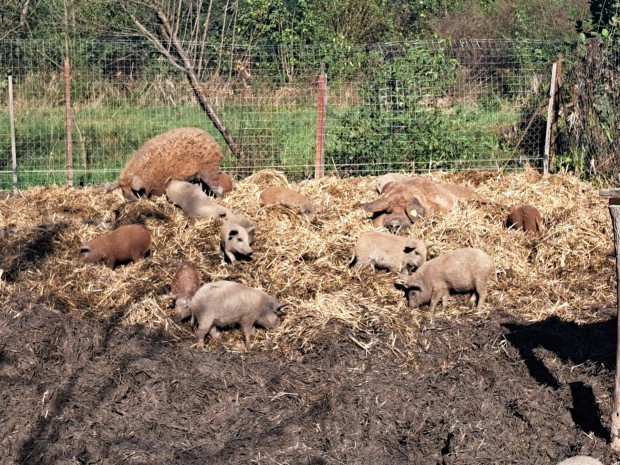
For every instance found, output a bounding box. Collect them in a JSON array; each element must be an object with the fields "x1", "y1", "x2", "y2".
[
  {"x1": 166, "y1": 180, "x2": 229, "y2": 220},
  {"x1": 189, "y1": 280, "x2": 286, "y2": 350},
  {"x1": 350, "y1": 231, "x2": 433, "y2": 273},
  {"x1": 169, "y1": 259, "x2": 201, "y2": 320},
  {"x1": 220, "y1": 220, "x2": 255, "y2": 263},
  {"x1": 506, "y1": 204, "x2": 543, "y2": 234},
  {"x1": 259, "y1": 186, "x2": 317, "y2": 220},
  {"x1": 401, "y1": 247, "x2": 494, "y2": 311},
  {"x1": 80, "y1": 224, "x2": 151, "y2": 269}
]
